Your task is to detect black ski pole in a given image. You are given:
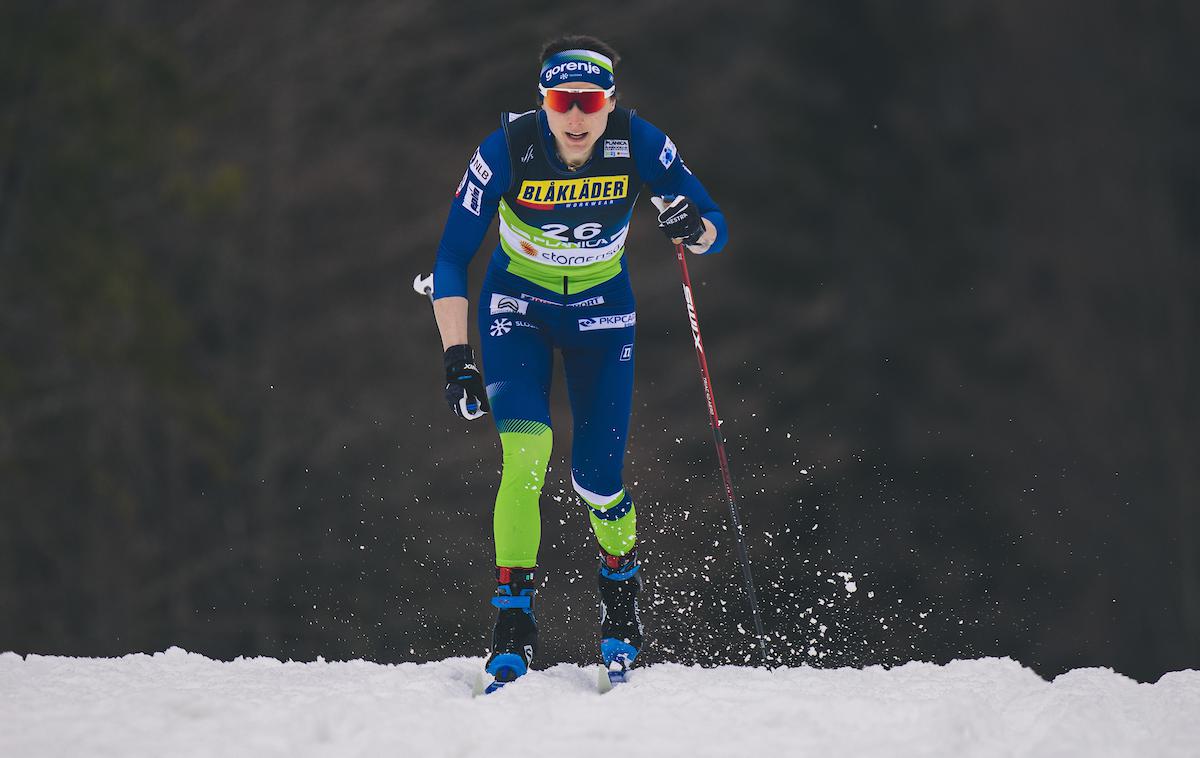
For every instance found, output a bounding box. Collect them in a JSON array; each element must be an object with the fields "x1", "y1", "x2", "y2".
[{"x1": 654, "y1": 202, "x2": 769, "y2": 665}]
